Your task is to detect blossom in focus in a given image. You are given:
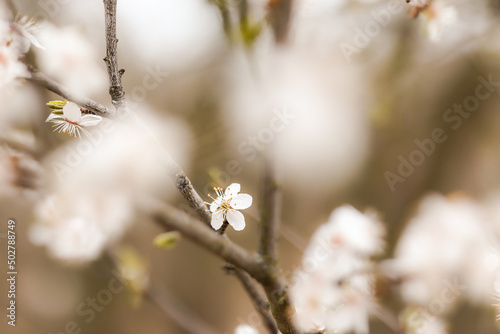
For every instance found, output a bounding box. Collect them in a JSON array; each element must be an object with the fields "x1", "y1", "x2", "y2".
[
  {"x1": 45, "y1": 101, "x2": 102, "y2": 138},
  {"x1": 291, "y1": 205, "x2": 385, "y2": 333},
  {"x1": 207, "y1": 183, "x2": 253, "y2": 231},
  {"x1": 234, "y1": 324, "x2": 259, "y2": 334}
]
